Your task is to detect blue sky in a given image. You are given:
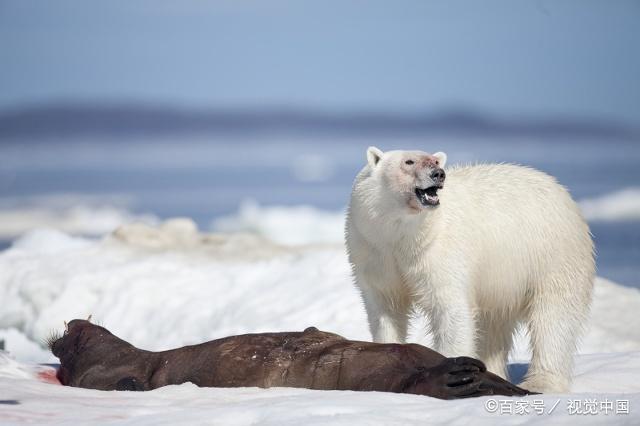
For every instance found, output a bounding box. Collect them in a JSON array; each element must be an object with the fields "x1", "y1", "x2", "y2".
[{"x1": 0, "y1": 0, "x2": 639, "y2": 125}]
